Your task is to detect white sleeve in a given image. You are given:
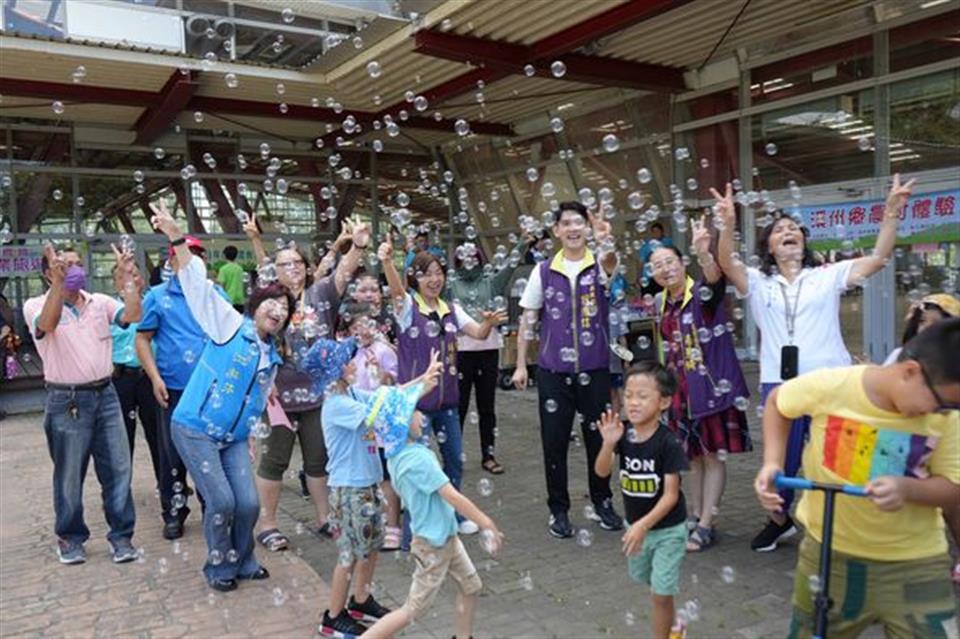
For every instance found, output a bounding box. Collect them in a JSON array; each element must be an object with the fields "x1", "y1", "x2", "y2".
[
  {"x1": 453, "y1": 302, "x2": 480, "y2": 331},
  {"x1": 826, "y1": 259, "x2": 856, "y2": 293},
  {"x1": 737, "y1": 267, "x2": 763, "y2": 299},
  {"x1": 519, "y1": 265, "x2": 544, "y2": 310},
  {"x1": 178, "y1": 255, "x2": 243, "y2": 345},
  {"x1": 394, "y1": 292, "x2": 414, "y2": 332}
]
